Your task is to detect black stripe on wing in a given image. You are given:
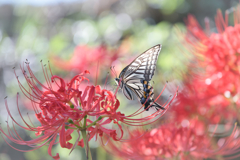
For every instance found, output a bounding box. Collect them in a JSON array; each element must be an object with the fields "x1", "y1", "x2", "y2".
[
  {"x1": 122, "y1": 85, "x2": 134, "y2": 100},
  {"x1": 124, "y1": 83, "x2": 145, "y2": 100}
]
